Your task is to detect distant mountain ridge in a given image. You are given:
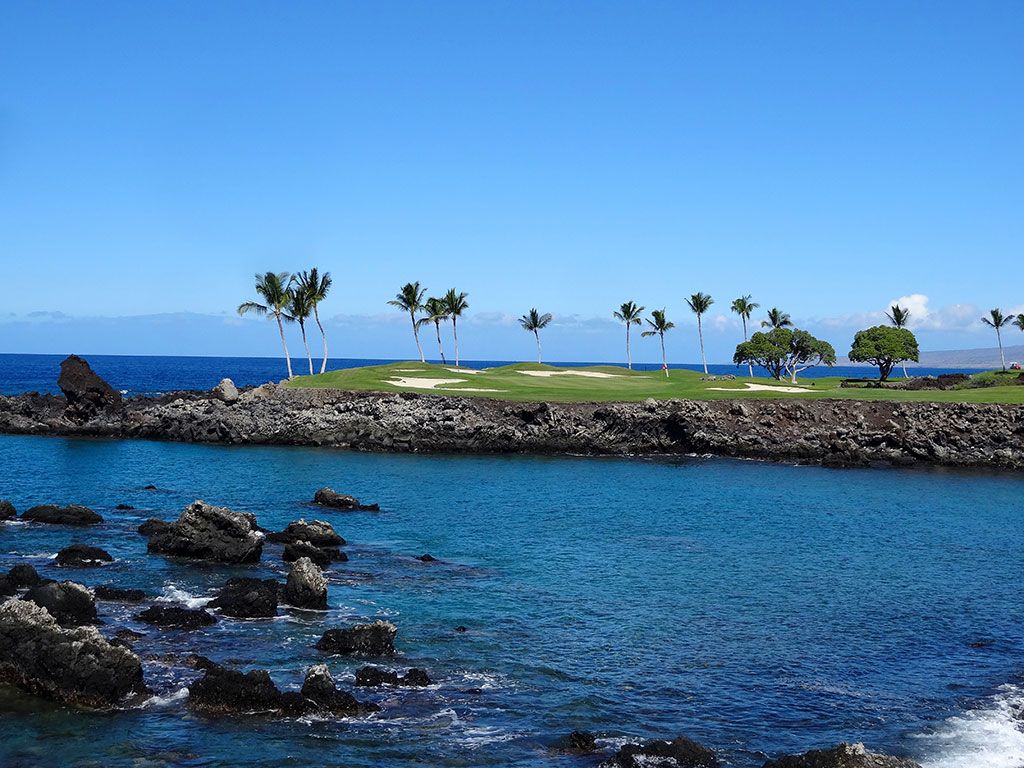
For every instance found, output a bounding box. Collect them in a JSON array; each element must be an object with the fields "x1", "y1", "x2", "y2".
[{"x1": 841, "y1": 344, "x2": 1024, "y2": 369}]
